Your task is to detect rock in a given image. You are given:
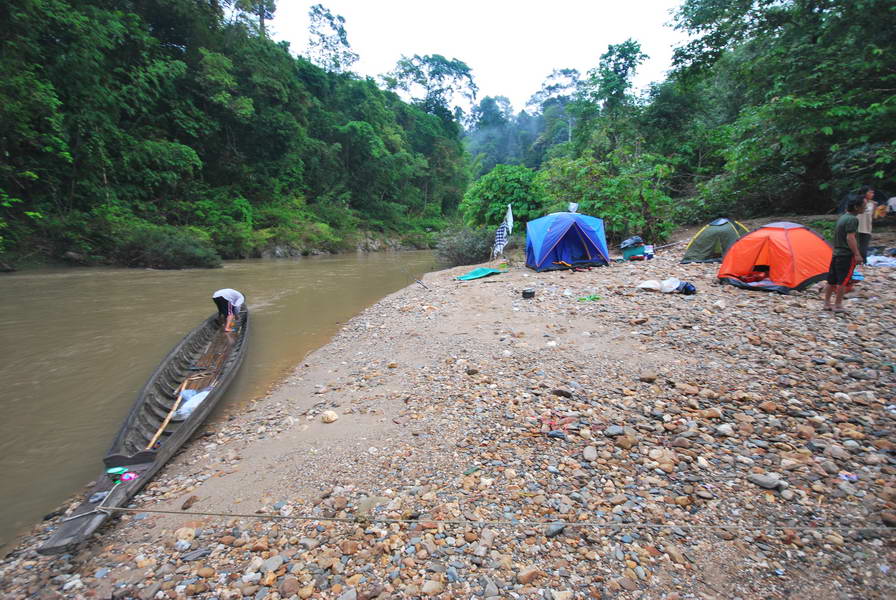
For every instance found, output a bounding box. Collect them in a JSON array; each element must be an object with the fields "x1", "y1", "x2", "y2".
[
  {"x1": 545, "y1": 522, "x2": 566, "y2": 537},
  {"x1": 701, "y1": 407, "x2": 722, "y2": 419},
  {"x1": 181, "y1": 548, "x2": 210, "y2": 561},
  {"x1": 279, "y1": 577, "x2": 300, "y2": 596},
  {"x1": 421, "y1": 580, "x2": 443, "y2": 596},
  {"x1": 337, "y1": 588, "x2": 358, "y2": 600},
  {"x1": 881, "y1": 511, "x2": 896, "y2": 527},
  {"x1": 583, "y1": 446, "x2": 598, "y2": 461},
  {"x1": 197, "y1": 567, "x2": 215, "y2": 578},
  {"x1": 678, "y1": 383, "x2": 700, "y2": 395},
  {"x1": 666, "y1": 545, "x2": 687, "y2": 564},
  {"x1": 181, "y1": 495, "x2": 199, "y2": 510},
  {"x1": 605, "y1": 425, "x2": 625, "y2": 437},
  {"x1": 715, "y1": 423, "x2": 736, "y2": 437},
  {"x1": 321, "y1": 410, "x2": 339, "y2": 423},
  {"x1": 639, "y1": 373, "x2": 658, "y2": 383},
  {"x1": 616, "y1": 434, "x2": 638, "y2": 449},
  {"x1": 517, "y1": 565, "x2": 542, "y2": 584},
  {"x1": 261, "y1": 555, "x2": 284, "y2": 572},
  {"x1": 747, "y1": 473, "x2": 782, "y2": 490}
]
